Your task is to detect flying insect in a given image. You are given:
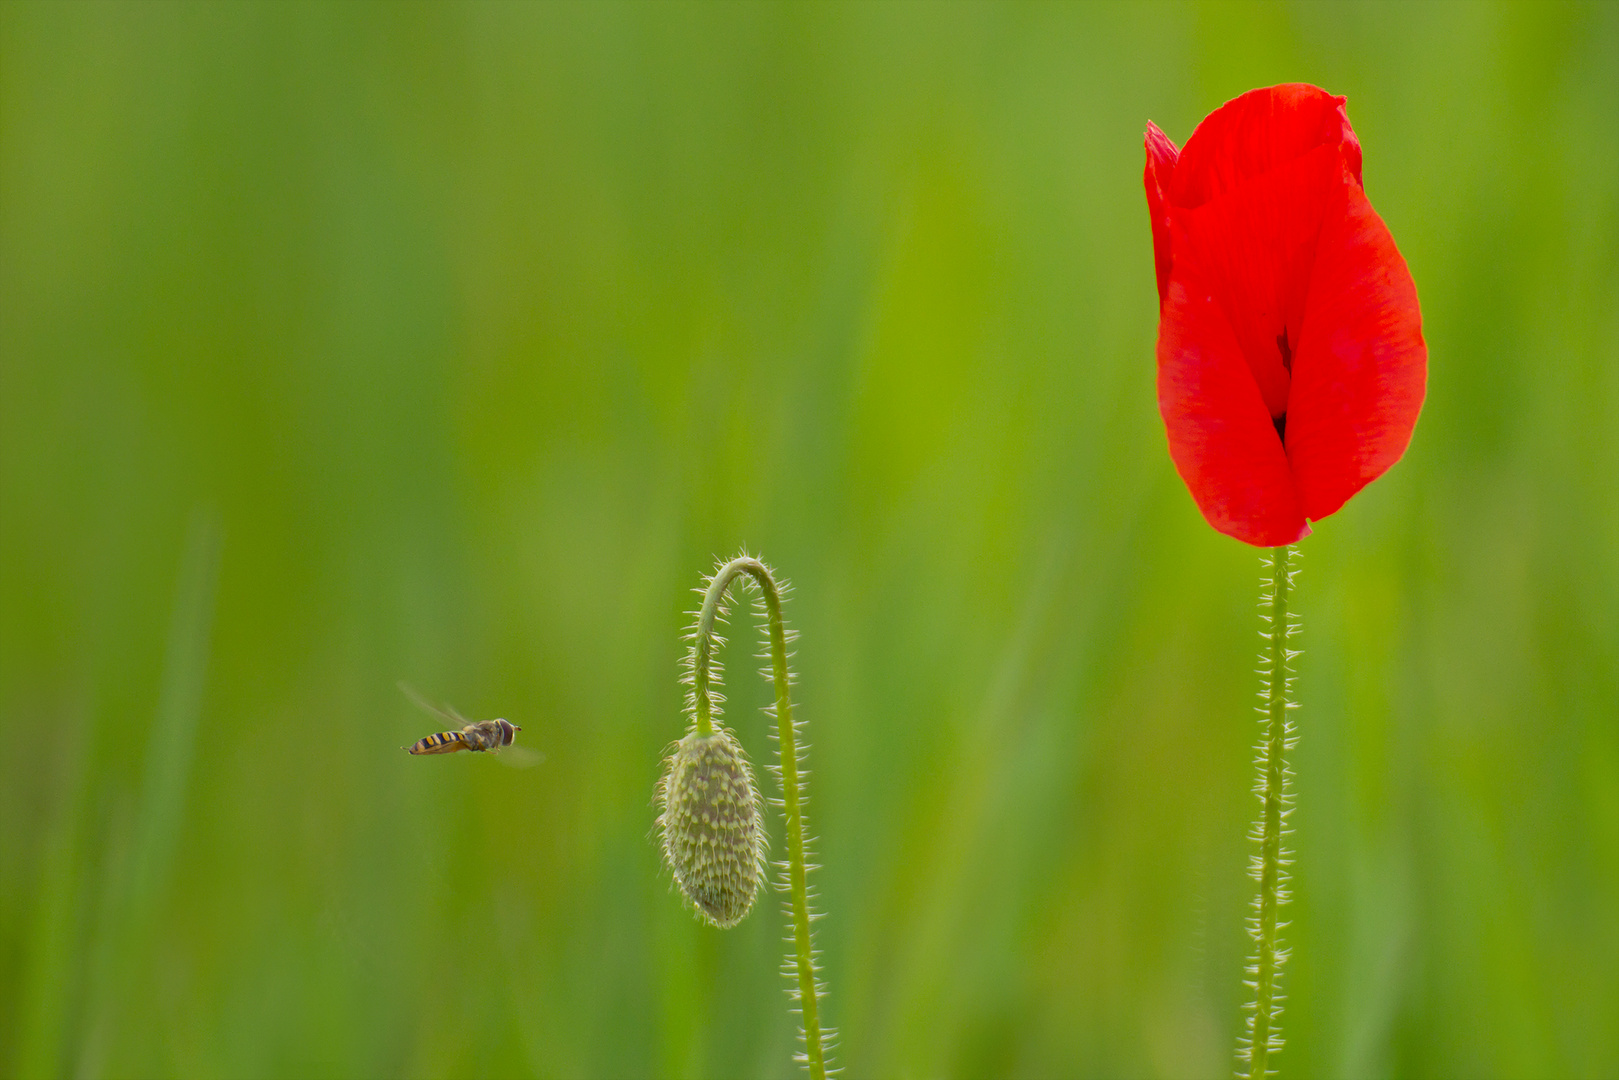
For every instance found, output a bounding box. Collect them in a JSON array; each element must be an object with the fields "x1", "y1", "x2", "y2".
[{"x1": 400, "y1": 683, "x2": 543, "y2": 765}]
